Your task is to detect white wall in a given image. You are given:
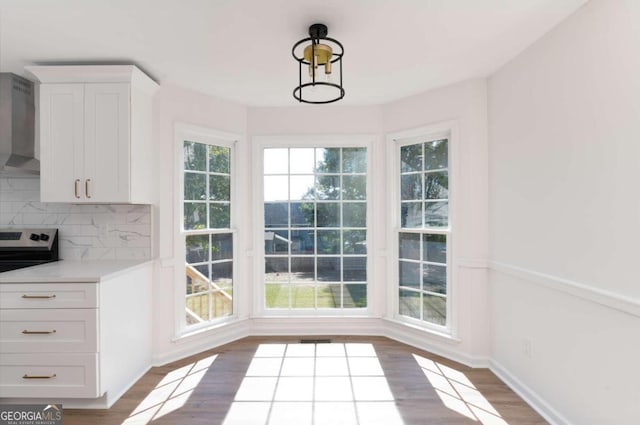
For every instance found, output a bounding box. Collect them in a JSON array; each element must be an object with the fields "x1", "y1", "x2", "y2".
[
  {"x1": 488, "y1": 0, "x2": 640, "y2": 423},
  {"x1": 383, "y1": 79, "x2": 491, "y2": 362},
  {"x1": 152, "y1": 84, "x2": 248, "y2": 360}
]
